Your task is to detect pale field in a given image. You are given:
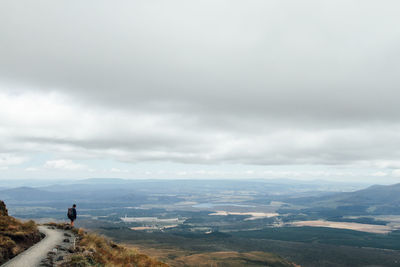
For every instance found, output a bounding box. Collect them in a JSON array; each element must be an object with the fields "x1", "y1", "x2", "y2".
[
  {"x1": 121, "y1": 216, "x2": 181, "y2": 223},
  {"x1": 131, "y1": 224, "x2": 178, "y2": 231},
  {"x1": 346, "y1": 215, "x2": 400, "y2": 230},
  {"x1": 289, "y1": 220, "x2": 399, "y2": 234},
  {"x1": 209, "y1": 211, "x2": 279, "y2": 220},
  {"x1": 130, "y1": 226, "x2": 157, "y2": 230}
]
